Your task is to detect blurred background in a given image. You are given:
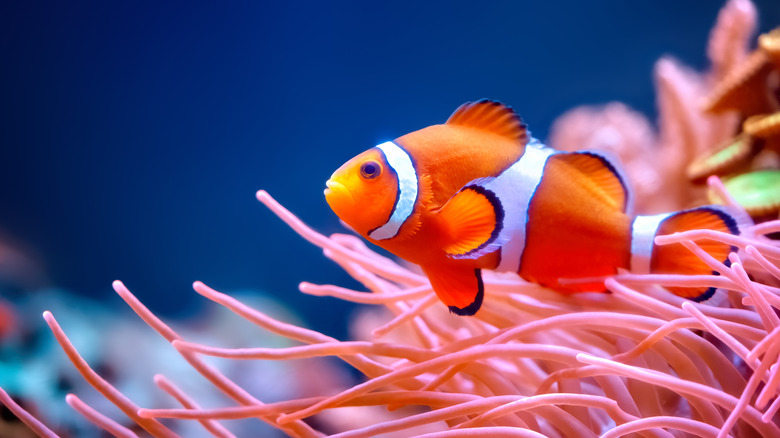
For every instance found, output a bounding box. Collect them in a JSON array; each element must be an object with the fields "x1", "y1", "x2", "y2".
[{"x1": 1, "y1": 0, "x2": 779, "y2": 342}]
